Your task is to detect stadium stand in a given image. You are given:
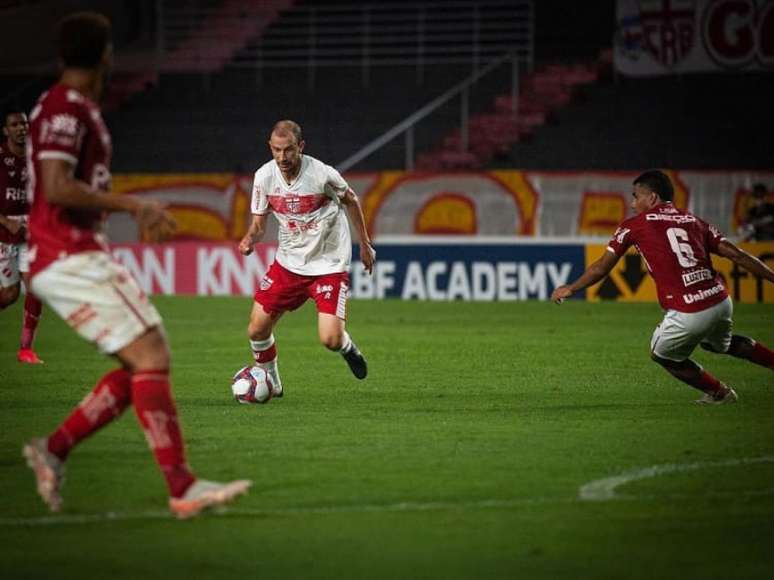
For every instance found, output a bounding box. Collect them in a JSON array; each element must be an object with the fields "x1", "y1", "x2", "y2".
[
  {"x1": 105, "y1": 0, "x2": 533, "y2": 172},
  {"x1": 3, "y1": 0, "x2": 771, "y2": 172},
  {"x1": 498, "y1": 71, "x2": 774, "y2": 170}
]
